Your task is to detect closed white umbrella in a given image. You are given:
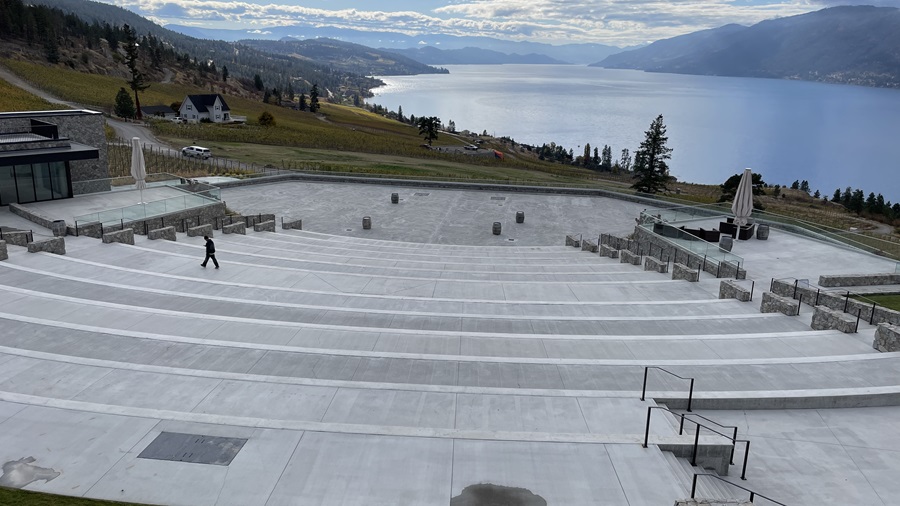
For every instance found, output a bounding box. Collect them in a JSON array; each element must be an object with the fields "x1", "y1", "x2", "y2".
[
  {"x1": 731, "y1": 168, "x2": 754, "y2": 227},
  {"x1": 130, "y1": 137, "x2": 147, "y2": 203}
]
